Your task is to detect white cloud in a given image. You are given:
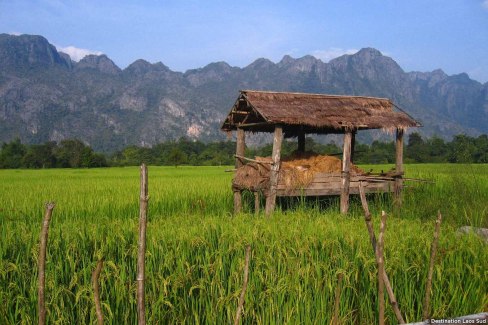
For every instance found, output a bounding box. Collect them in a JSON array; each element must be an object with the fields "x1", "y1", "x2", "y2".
[
  {"x1": 55, "y1": 45, "x2": 103, "y2": 62},
  {"x1": 483, "y1": 0, "x2": 488, "y2": 10},
  {"x1": 312, "y1": 48, "x2": 358, "y2": 62},
  {"x1": 8, "y1": 31, "x2": 22, "y2": 36}
]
